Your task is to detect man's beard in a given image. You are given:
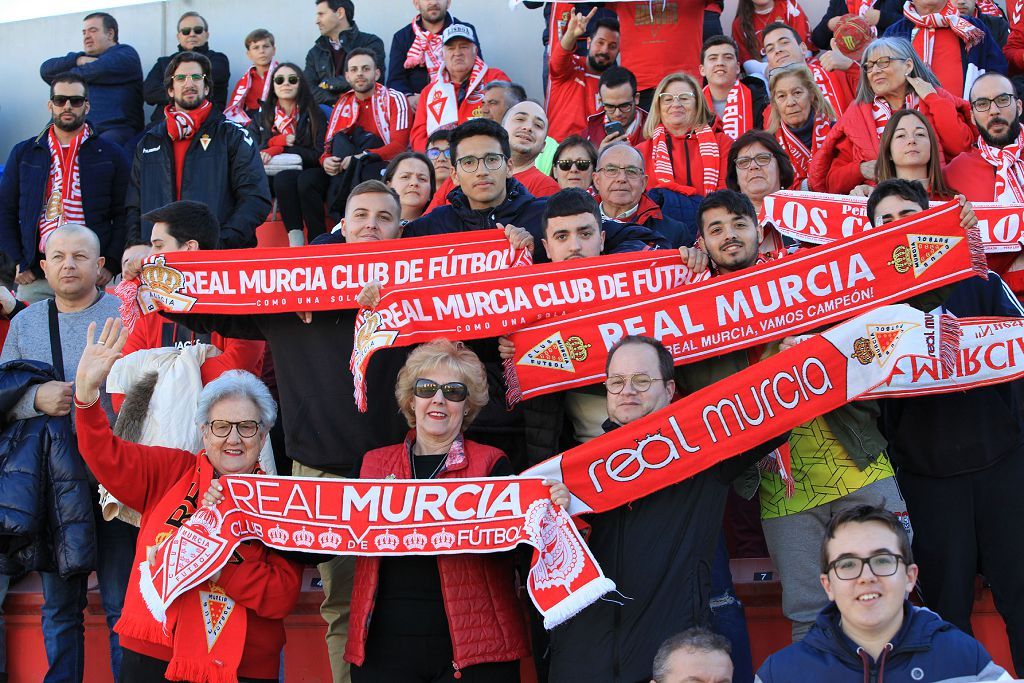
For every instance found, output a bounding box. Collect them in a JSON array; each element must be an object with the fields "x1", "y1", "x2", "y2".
[
  {"x1": 588, "y1": 53, "x2": 613, "y2": 72},
  {"x1": 174, "y1": 93, "x2": 206, "y2": 111},
  {"x1": 979, "y1": 116, "x2": 1022, "y2": 148},
  {"x1": 353, "y1": 81, "x2": 375, "y2": 95},
  {"x1": 52, "y1": 112, "x2": 86, "y2": 132}
]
